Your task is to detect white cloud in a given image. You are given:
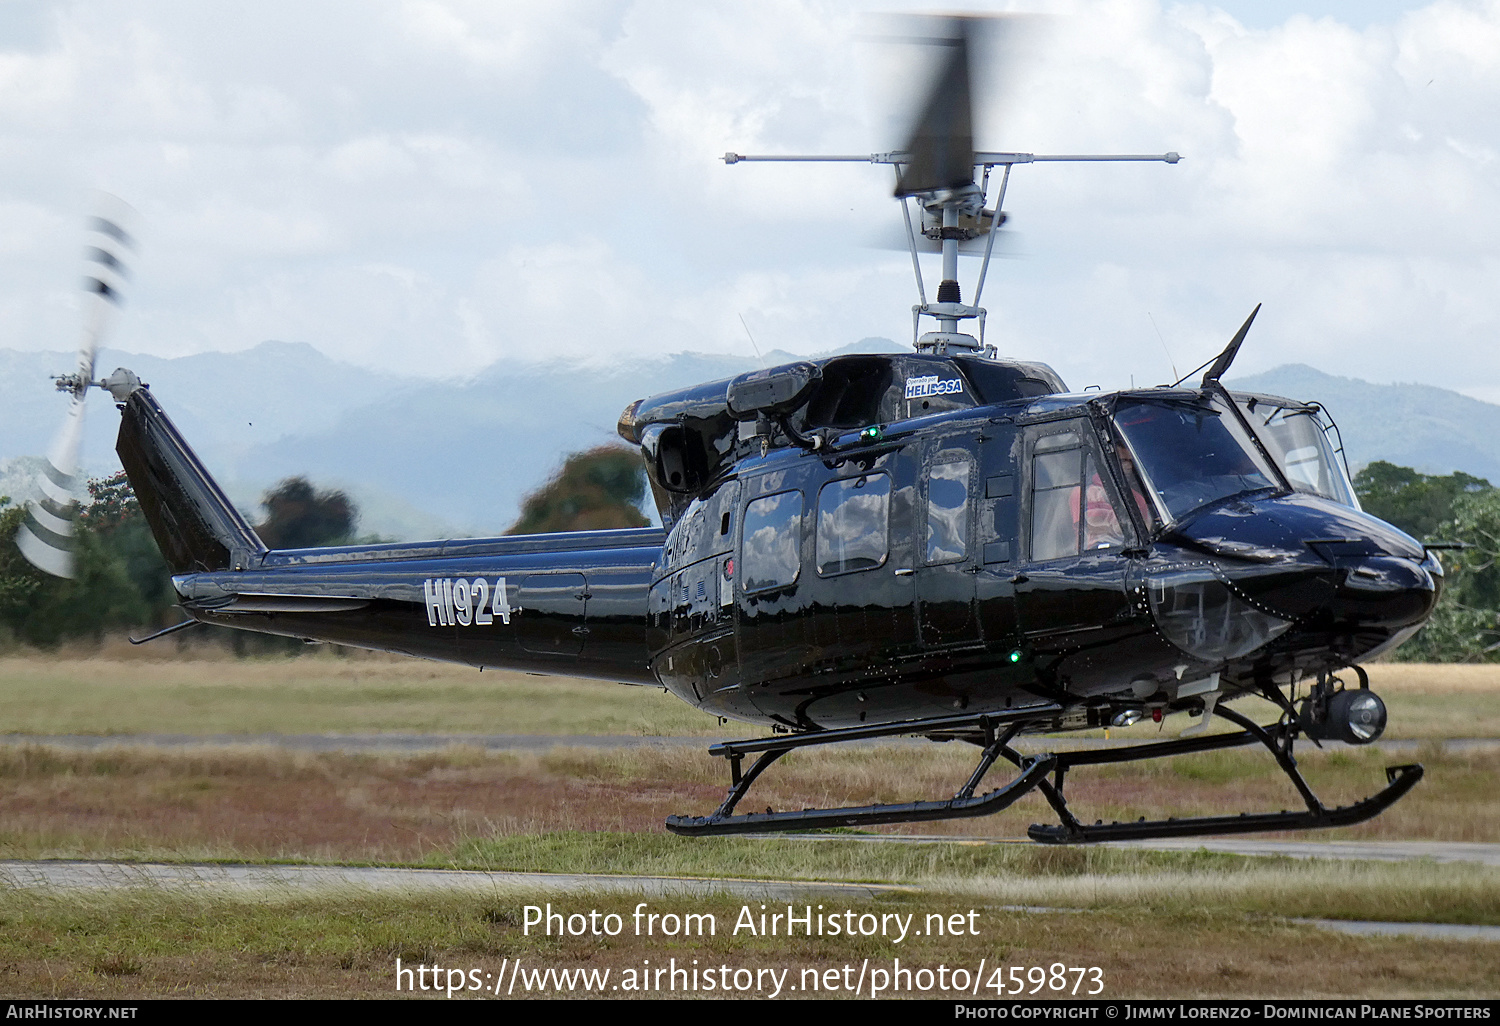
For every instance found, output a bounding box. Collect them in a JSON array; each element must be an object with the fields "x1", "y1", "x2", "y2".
[{"x1": 0, "y1": 0, "x2": 1495, "y2": 404}]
